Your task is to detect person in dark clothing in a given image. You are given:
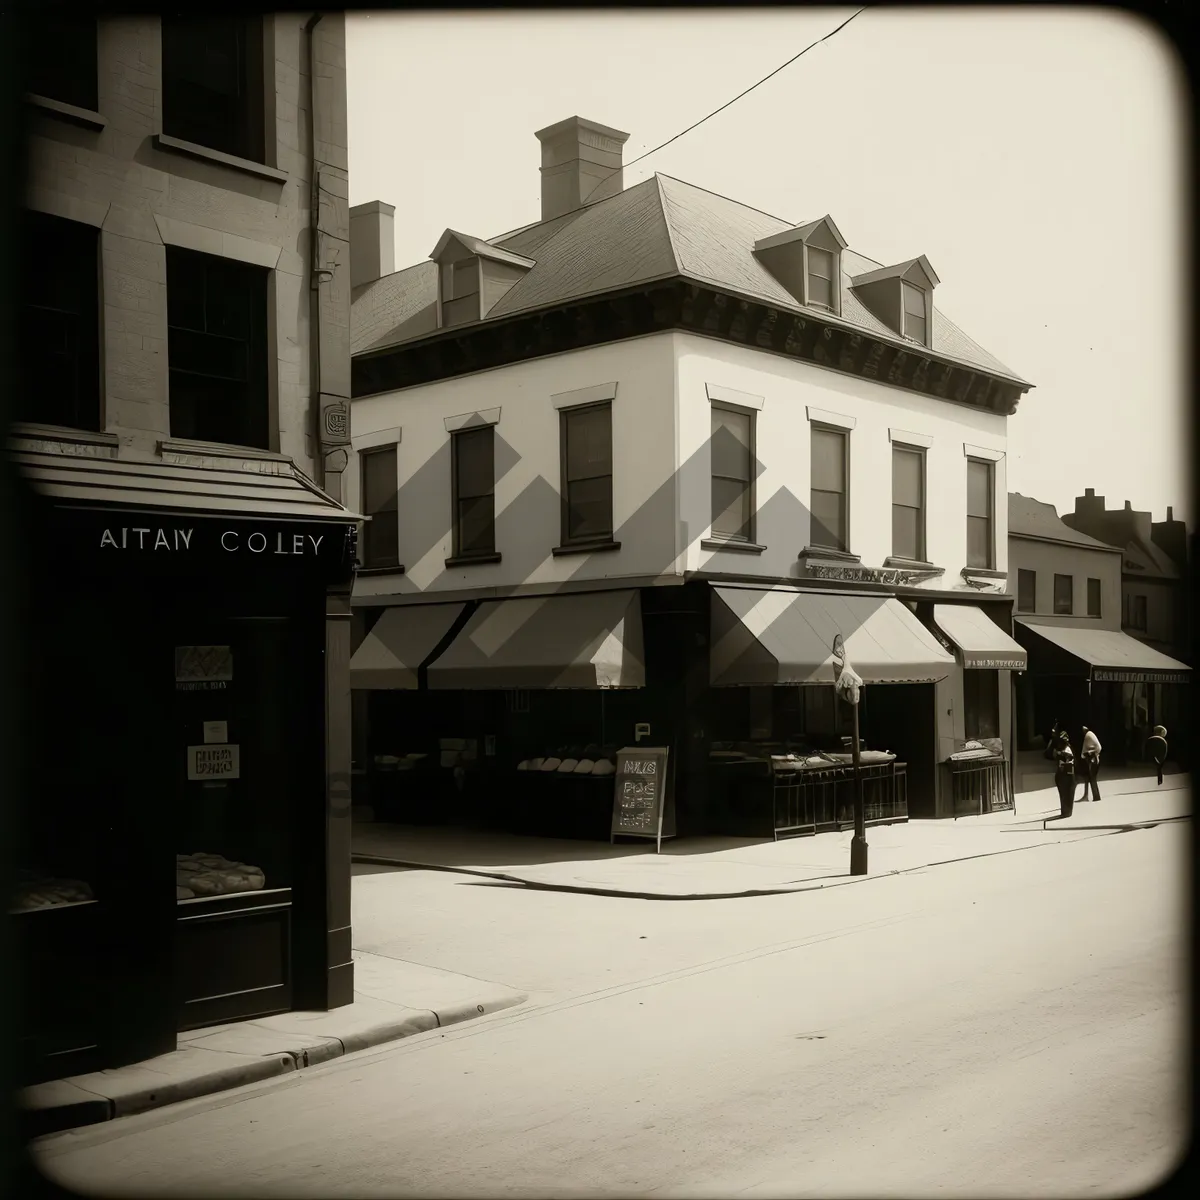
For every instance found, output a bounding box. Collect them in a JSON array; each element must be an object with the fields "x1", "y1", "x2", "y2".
[
  {"x1": 1147, "y1": 725, "x2": 1169, "y2": 785},
  {"x1": 1053, "y1": 731, "x2": 1076, "y2": 819}
]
